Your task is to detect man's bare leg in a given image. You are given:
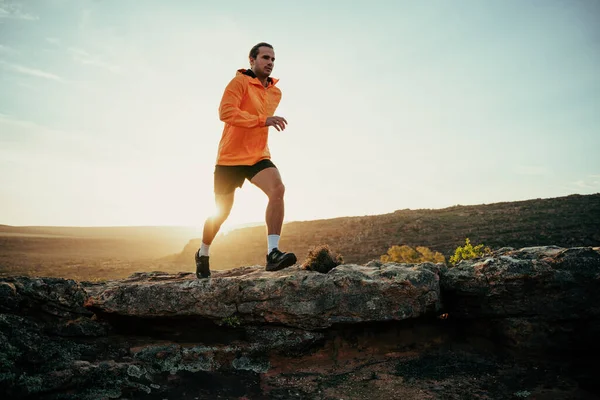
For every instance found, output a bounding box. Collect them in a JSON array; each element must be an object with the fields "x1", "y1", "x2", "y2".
[
  {"x1": 196, "y1": 192, "x2": 234, "y2": 279},
  {"x1": 202, "y1": 192, "x2": 235, "y2": 246},
  {"x1": 250, "y1": 167, "x2": 285, "y2": 235},
  {"x1": 251, "y1": 167, "x2": 296, "y2": 270}
]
